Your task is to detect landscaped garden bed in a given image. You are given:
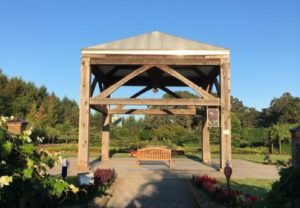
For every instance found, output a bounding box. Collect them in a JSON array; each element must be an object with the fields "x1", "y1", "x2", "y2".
[
  {"x1": 62, "y1": 168, "x2": 117, "y2": 207},
  {"x1": 0, "y1": 117, "x2": 117, "y2": 208},
  {"x1": 192, "y1": 174, "x2": 257, "y2": 207}
]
